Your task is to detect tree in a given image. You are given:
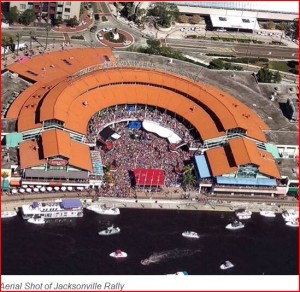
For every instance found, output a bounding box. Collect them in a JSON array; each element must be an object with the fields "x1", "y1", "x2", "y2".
[
  {"x1": 1, "y1": 171, "x2": 9, "y2": 180},
  {"x1": 178, "y1": 15, "x2": 189, "y2": 23},
  {"x1": 291, "y1": 18, "x2": 298, "y2": 39},
  {"x1": 275, "y1": 22, "x2": 288, "y2": 31},
  {"x1": 51, "y1": 16, "x2": 63, "y2": 27},
  {"x1": 8, "y1": 6, "x2": 19, "y2": 24},
  {"x1": 66, "y1": 16, "x2": 79, "y2": 27},
  {"x1": 190, "y1": 15, "x2": 201, "y2": 24},
  {"x1": 257, "y1": 67, "x2": 273, "y2": 83},
  {"x1": 19, "y1": 9, "x2": 36, "y2": 25},
  {"x1": 263, "y1": 21, "x2": 275, "y2": 30},
  {"x1": 2, "y1": 33, "x2": 16, "y2": 47},
  {"x1": 208, "y1": 59, "x2": 225, "y2": 69},
  {"x1": 273, "y1": 71, "x2": 282, "y2": 83},
  {"x1": 148, "y1": 3, "x2": 179, "y2": 28},
  {"x1": 183, "y1": 165, "x2": 196, "y2": 190}
]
